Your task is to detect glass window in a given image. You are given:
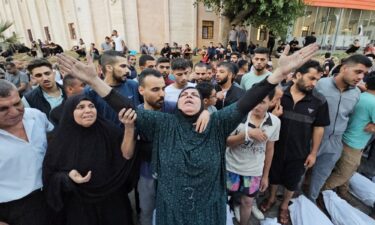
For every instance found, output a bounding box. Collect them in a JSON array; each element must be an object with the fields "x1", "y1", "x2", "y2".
[{"x1": 202, "y1": 21, "x2": 214, "y2": 39}]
